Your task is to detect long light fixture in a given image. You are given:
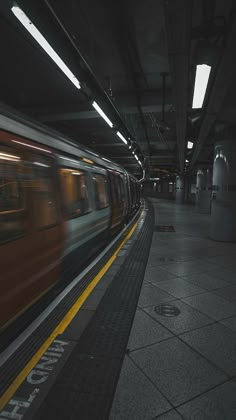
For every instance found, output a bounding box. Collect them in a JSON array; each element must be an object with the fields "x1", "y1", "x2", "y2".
[
  {"x1": 187, "y1": 141, "x2": 194, "y2": 149},
  {"x1": 192, "y1": 64, "x2": 211, "y2": 109},
  {"x1": 11, "y1": 5, "x2": 81, "y2": 90},
  {"x1": 92, "y1": 101, "x2": 113, "y2": 128},
  {"x1": 133, "y1": 151, "x2": 143, "y2": 167},
  {"x1": 116, "y1": 131, "x2": 128, "y2": 145}
]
